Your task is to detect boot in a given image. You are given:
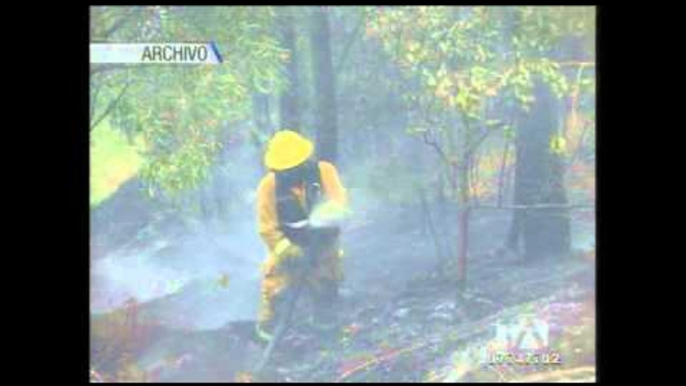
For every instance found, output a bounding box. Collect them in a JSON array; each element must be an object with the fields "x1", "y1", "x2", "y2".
[{"x1": 255, "y1": 288, "x2": 293, "y2": 343}]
